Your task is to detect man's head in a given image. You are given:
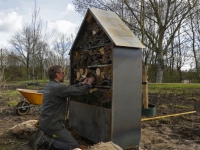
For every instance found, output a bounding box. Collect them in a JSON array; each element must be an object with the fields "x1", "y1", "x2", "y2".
[{"x1": 47, "y1": 65, "x2": 65, "y2": 82}]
